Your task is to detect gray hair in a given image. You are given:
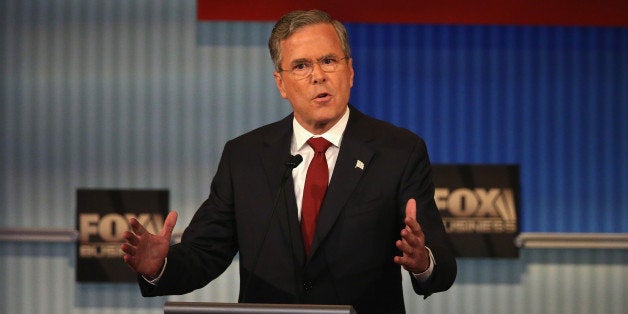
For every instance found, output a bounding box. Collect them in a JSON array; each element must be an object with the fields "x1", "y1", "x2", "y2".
[{"x1": 268, "y1": 9, "x2": 351, "y2": 71}]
